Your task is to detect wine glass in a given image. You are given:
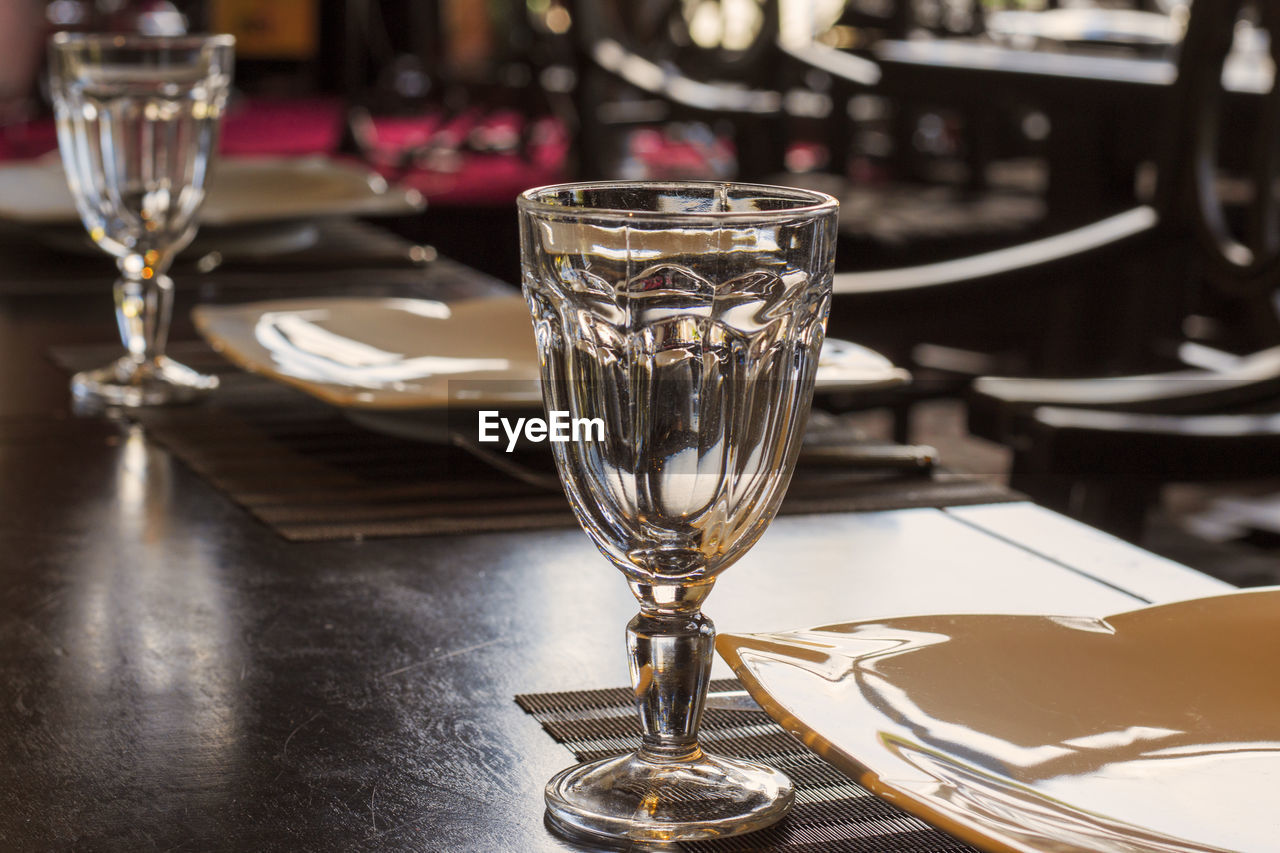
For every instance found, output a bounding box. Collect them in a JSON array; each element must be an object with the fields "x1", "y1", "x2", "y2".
[
  {"x1": 518, "y1": 181, "x2": 838, "y2": 843},
  {"x1": 49, "y1": 32, "x2": 234, "y2": 407}
]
